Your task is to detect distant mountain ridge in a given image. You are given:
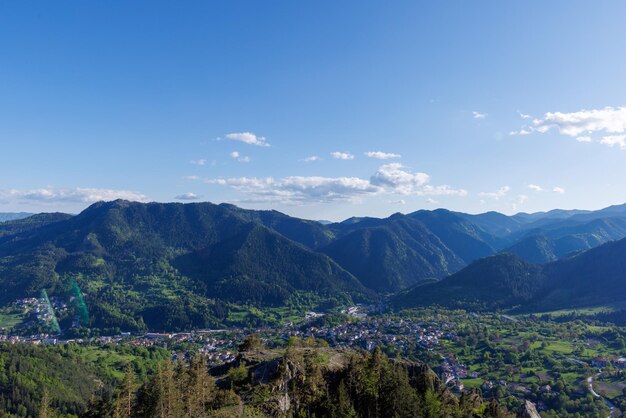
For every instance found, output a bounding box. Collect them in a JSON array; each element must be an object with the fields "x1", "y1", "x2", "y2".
[
  {"x1": 3, "y1": 200, "x2": 626, "y2": 330},
  {"x1": 395, "y1": 235, "x2": 626, "y2": 312},
  {"x1": 0, "y1": 212, "x2": 34, "y2": 222}
]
